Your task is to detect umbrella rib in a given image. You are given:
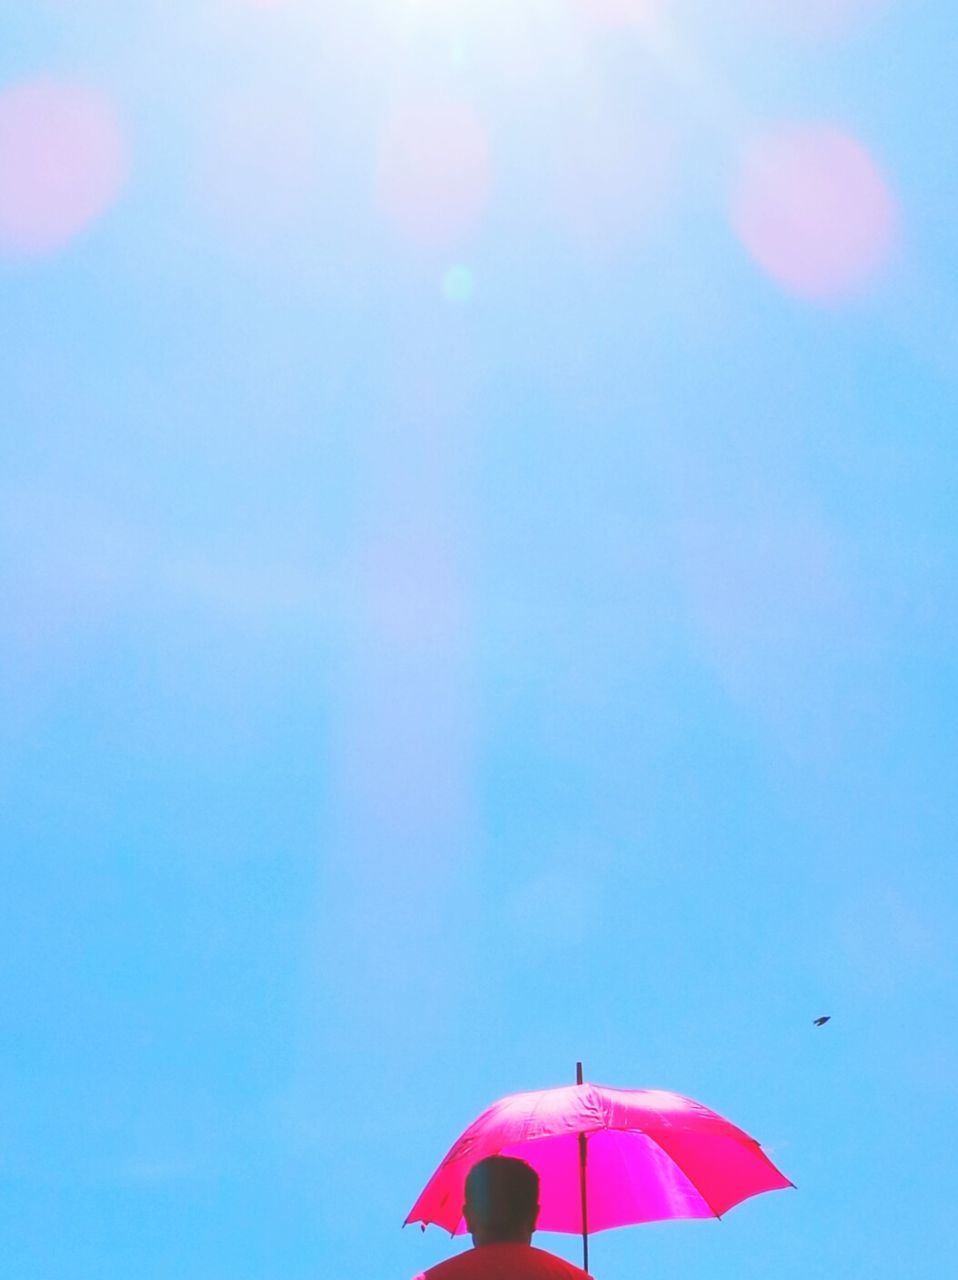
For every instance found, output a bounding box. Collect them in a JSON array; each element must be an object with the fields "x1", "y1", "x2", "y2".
[{"x1": 641, "y1": 1132, "x2": 723, "y2": 1221}]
